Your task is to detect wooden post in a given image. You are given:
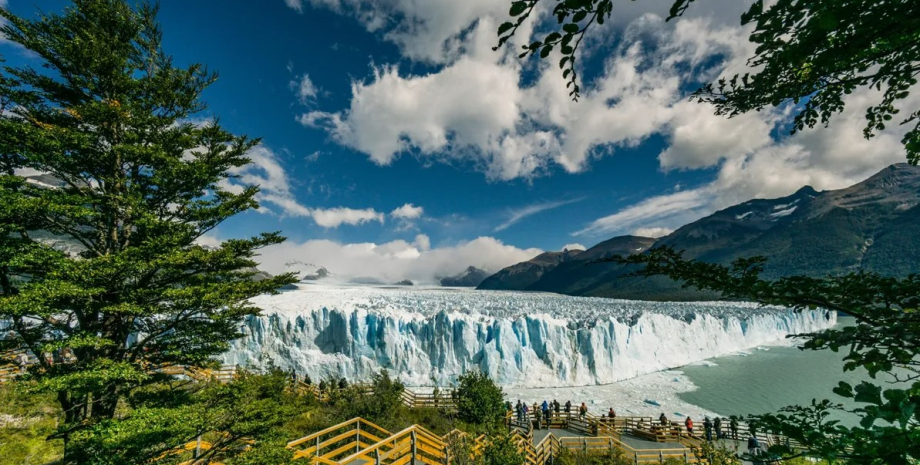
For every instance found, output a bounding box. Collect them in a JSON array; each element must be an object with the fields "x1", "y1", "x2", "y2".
[
  {"x1": 411, "y1": 430, "x2": 418, "y2": 463},
  {"x1": 634, "y1": 451, "x2": 639, "y2": 465},
  {"x1": 375, "y1": 448, "x2": 381, "y2": 465},
  {"x1": 659, "y1": 450, "x2": 664, "y2": 463},
  {"x1": 194, "y1": 435, "x2": 201, "y2": 459},
  {"x1": 316, "y1": 436, "x2": 320, "y2": 458},
  {"x1": 684, "y1": 450, "x2": 689, "y2": 463},
  {"x1": 583, "y1": 438, "x2": 587, "y2": 453},
  {"x1": 356, "y1": 421, "x2": 361, "y2": 453}
]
